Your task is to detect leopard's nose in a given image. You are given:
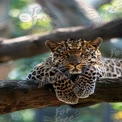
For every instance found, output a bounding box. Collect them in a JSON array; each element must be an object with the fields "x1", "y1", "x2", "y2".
[
  {"x1": 71, "y1": 57, "x2": 81, "y2": 64},
  {"x1": 70, "y1": 62, "x2": 80, "y2": 66},
  {"x1": 69, "y1": 57, "x2": 81, "y2": 65}
]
